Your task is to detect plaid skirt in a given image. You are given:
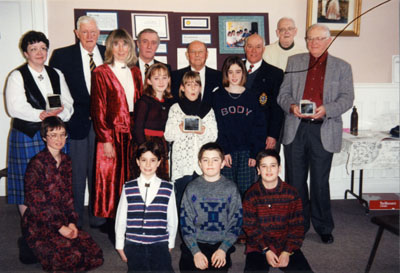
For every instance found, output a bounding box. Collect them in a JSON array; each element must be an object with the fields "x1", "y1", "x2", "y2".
[{"x1": 7, "y1": 128, "x2": 69, "y2": 204}]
